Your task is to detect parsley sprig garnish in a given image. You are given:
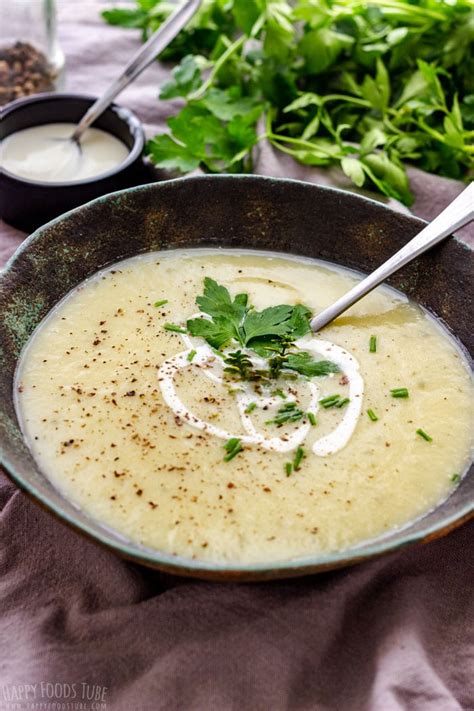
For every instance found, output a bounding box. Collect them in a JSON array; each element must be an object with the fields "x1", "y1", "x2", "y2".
[
  {"x1": 158, "y1": 277, "x2": 344, "y2": 476},
  {"x1": 187, "y1": 277, "x2": 312, "y2": 351},
  {"x1": 187, "y1": 278, "x2": 339, "y2": 380}
]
